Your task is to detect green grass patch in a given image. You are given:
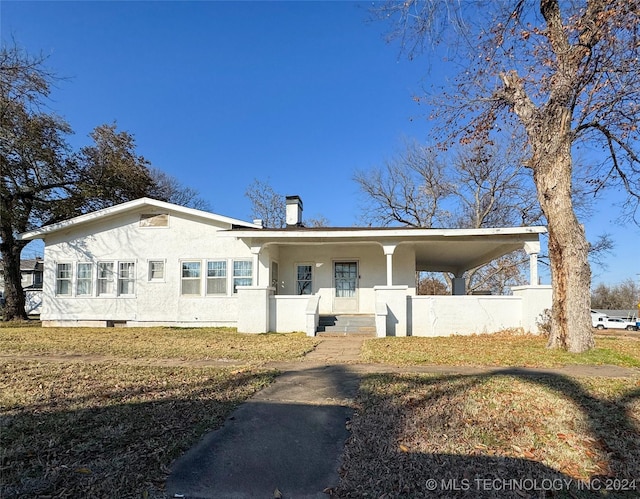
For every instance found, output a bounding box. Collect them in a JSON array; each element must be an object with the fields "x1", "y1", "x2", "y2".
[{"x1": 362, "y1": 333, "x2": 640, "y2": 368}]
